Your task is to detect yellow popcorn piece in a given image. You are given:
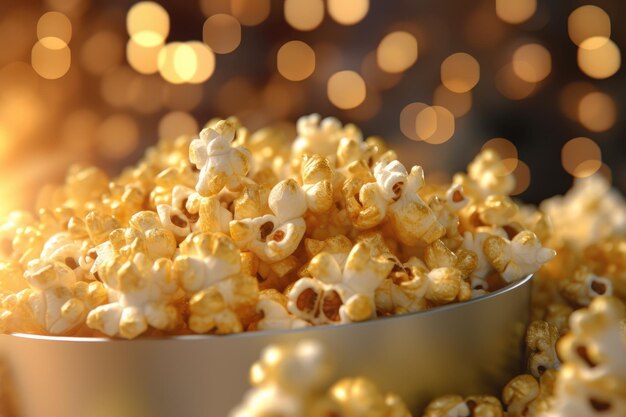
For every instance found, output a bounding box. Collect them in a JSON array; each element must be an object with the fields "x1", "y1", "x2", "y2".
[
  {"x1": 254, "y1": 289, "x2": 310, "y2": 331},
  {"x1": 301, "y1": 154, "x2": 334, "y2": 214},
  {"x1": 422, "y1": 394, "x2": 503, "y2": 417},
  {"x1": 502, "y1": 371, "x2": 557, "y2": 417},
  {"x1": 526, "y1": 320, "x2": 560, "y2": 378}
]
